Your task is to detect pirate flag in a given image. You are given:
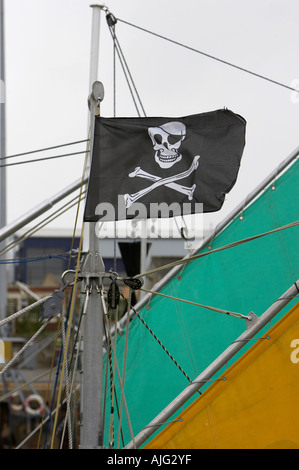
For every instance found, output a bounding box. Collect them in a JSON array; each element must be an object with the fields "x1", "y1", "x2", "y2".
[{"x1": 83, "y1": 108, "x2": 246, "y2": 222}]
